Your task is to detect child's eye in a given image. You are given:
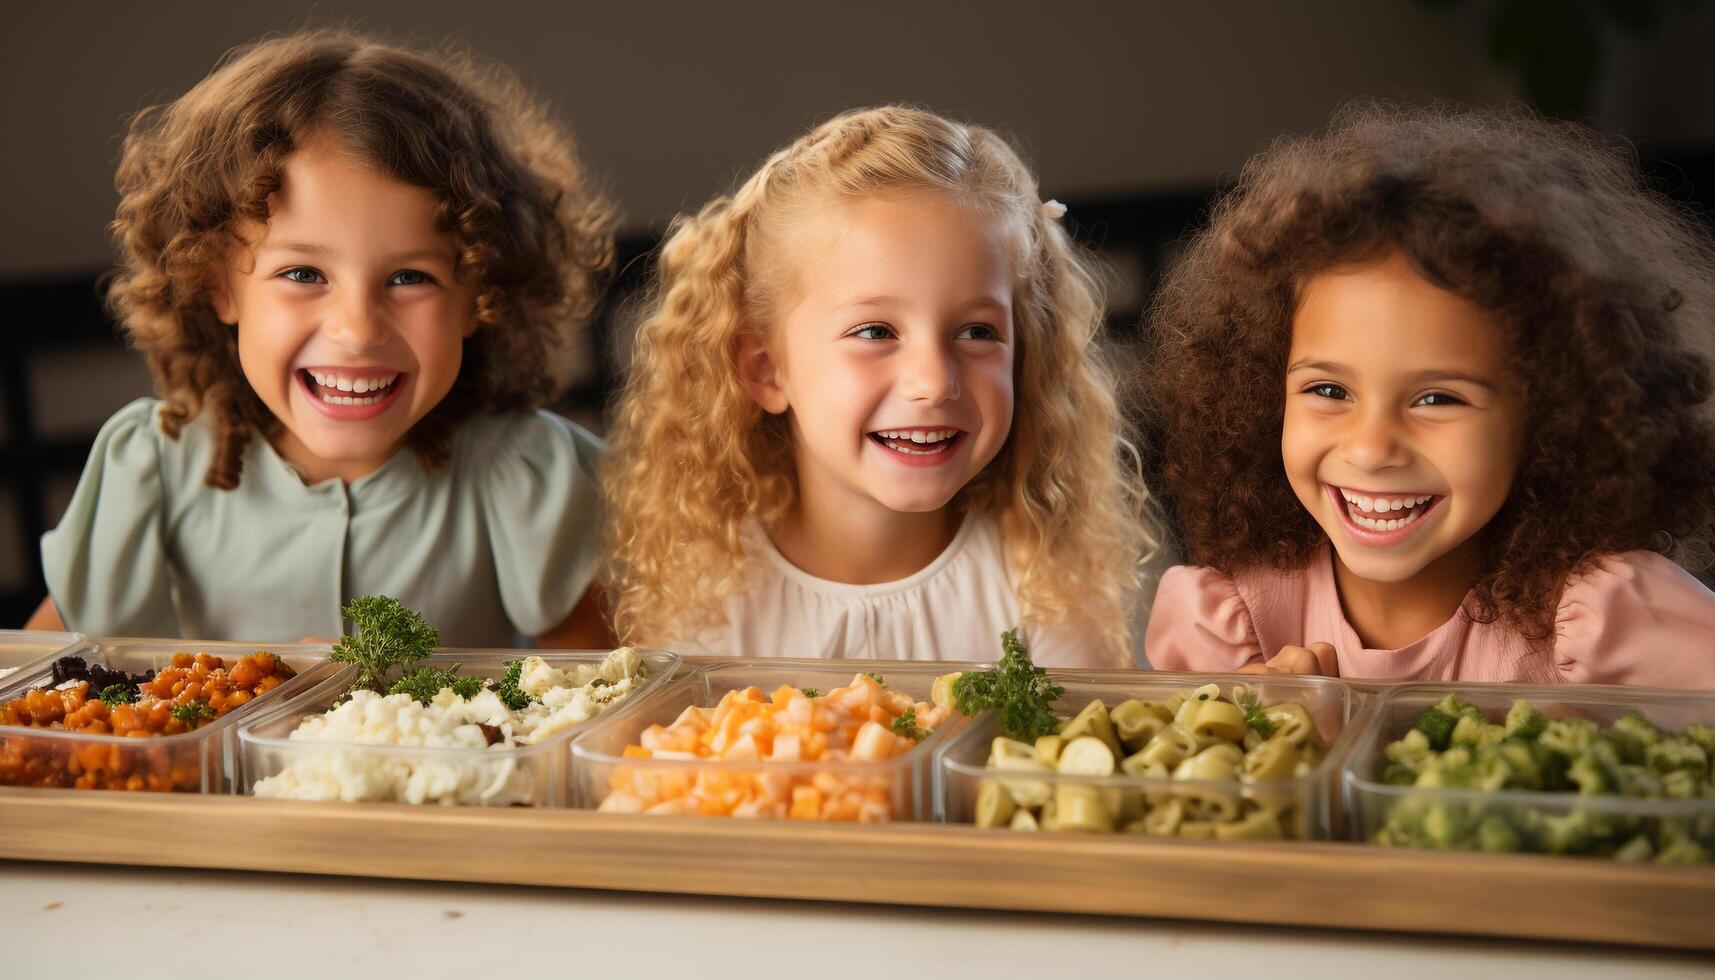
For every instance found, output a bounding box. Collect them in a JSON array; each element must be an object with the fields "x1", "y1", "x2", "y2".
[
  {"x1": 956, "y1": 323, "x2": 1001, "y2": 342},
  {"x1": 1415, "y1": 391, "x2": 1467, "y2": 407},
  {"x1": 390, "y1": 269, "x2": 437, "y2": 287},
  {"x1": 280, "y1": 267, "x2": 327, "y2": 285},
  {"x1": 850, "y1": 323, "x2": 896, "y2": 341},
  {"x1": 1304, "y1": 382, "x2": 1348, "y2": 400}
]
